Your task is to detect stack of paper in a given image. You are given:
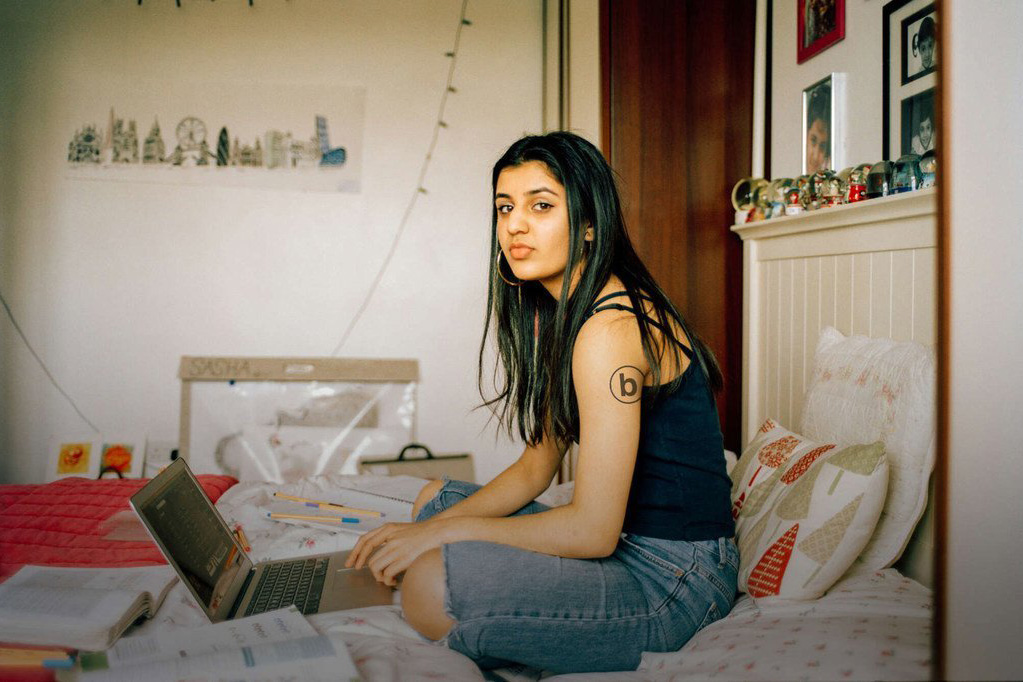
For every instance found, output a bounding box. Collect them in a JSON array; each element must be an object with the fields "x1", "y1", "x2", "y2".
[{"x1": 79, "y1": 605, "x2": 360, "y2": 682}]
